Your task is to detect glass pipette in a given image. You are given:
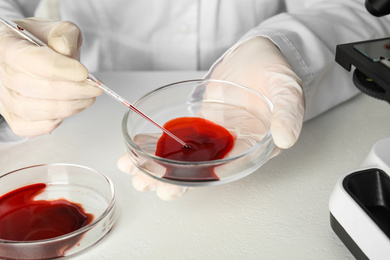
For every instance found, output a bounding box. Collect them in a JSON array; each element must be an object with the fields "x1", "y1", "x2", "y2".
[
  {"x1": 0, "y1": 17, "x2": 187, "y2": 147},
  {"x1": 85, "y1": 74, "x2": 187, "y2": 146}
]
